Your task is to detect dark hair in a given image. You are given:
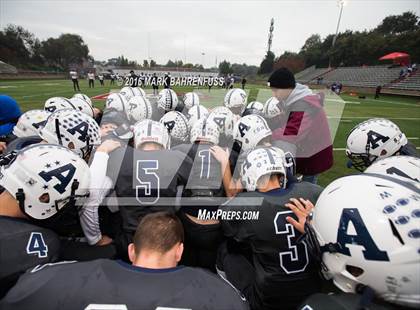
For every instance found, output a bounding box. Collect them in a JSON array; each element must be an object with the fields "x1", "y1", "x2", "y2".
[{"x1": 133, "y1": 212, "x2": 184, "y2": 254}]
